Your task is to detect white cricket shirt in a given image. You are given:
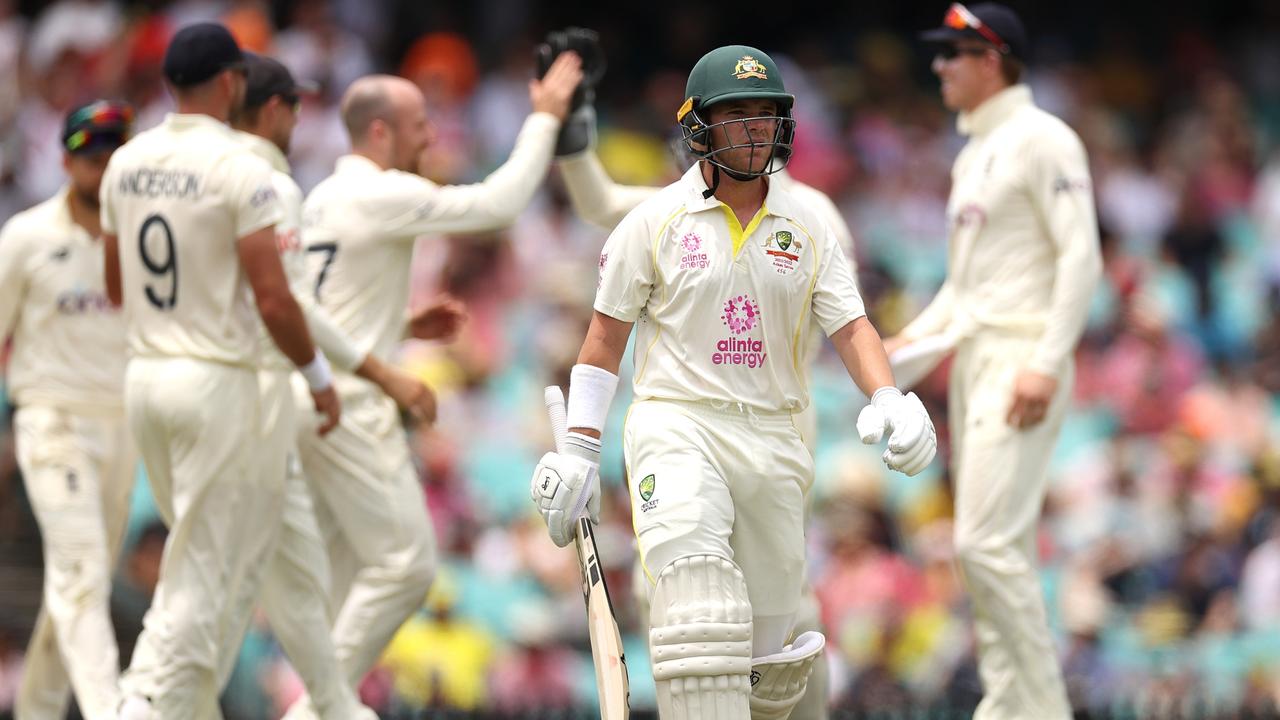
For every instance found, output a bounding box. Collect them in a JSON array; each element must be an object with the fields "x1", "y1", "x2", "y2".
[
  {"x1": 0, "y1": 187, "x2": 125, "y2": 410},
  {"x1": 300, "y1": 112, "x2": 559, "y2": 369},
  {"x1": 557, "y1": 155, "x2": 858, "y2": 367},
  {"x1": 595, "y1": 164, "x2": 865, "y2": 413},
  {"x1": 237, "y1": 131, "x2": 362, "y2": 373},
  {"x1": 101, "y1": 113, "x2": 284, "y2": 368},
  {"x1": 902, "y1": 85, "x2": 1102, "y2": 375}
]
